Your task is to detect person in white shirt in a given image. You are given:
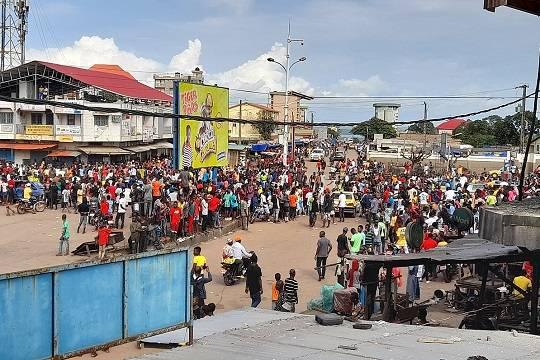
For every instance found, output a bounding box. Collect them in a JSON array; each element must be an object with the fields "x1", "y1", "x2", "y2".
[
  {"x1": 115, "y1": 193, "x2": 127, "y2": 229},
  {"x1": 419, "y1": 191, "x2": 429, "y2": 205},
  {"x1": 232, "y1": 239, "x2": 251, "y2": 260},
  {"x1": 201, "y1": 197, "x2": 209, "y2": 231},
  {"x1": 338, "y1": 191, "x2": 347, "y2": 222}
]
